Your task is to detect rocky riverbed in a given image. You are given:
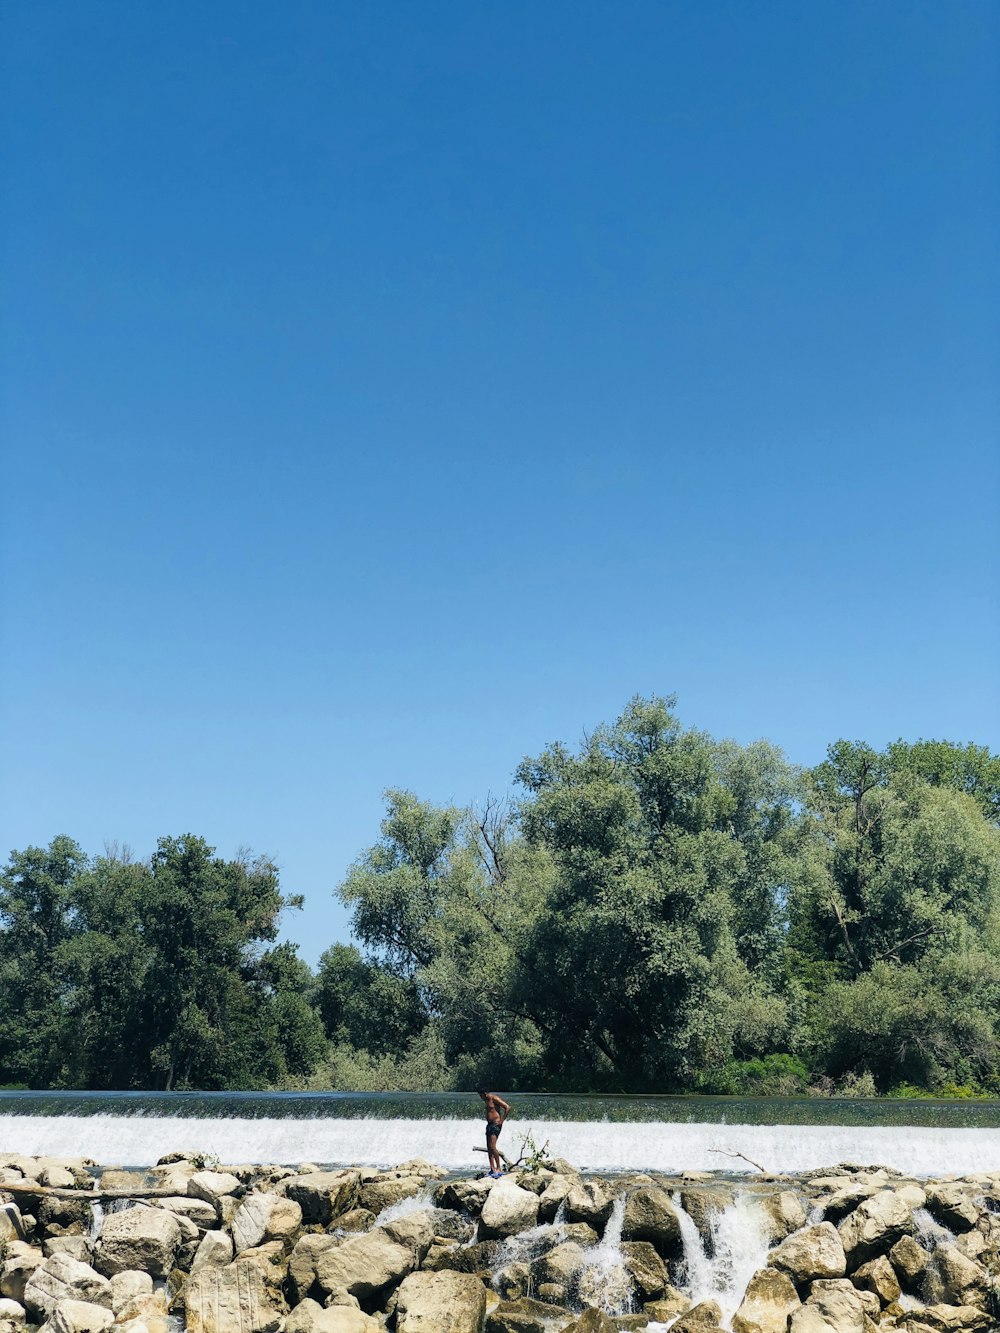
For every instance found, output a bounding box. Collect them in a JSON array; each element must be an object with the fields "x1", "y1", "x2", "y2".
[{"x1": 0, "y1": 1150, "x2": 998, "y2": 1333}]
